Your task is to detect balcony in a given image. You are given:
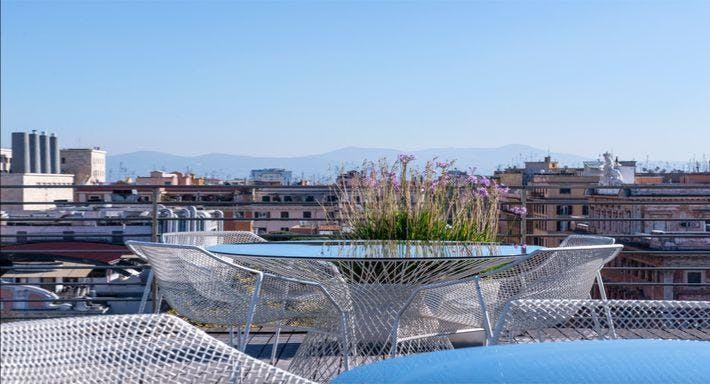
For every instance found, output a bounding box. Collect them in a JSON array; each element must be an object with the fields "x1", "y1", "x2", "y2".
[{"x1": 1, "y1": 183, "x2": 708, "y2": 382}]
